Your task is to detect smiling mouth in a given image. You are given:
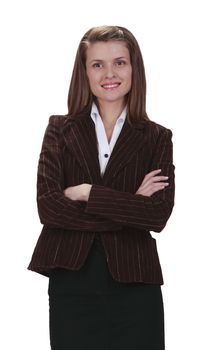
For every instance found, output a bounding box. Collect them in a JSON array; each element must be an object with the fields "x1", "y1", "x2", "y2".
[{"x1": 101, "y1": 83, "x2": 121, "y2": 89}]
